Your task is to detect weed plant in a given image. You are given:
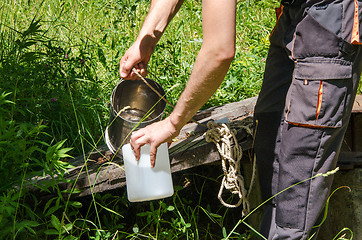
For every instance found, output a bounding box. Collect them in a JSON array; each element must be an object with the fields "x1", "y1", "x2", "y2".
[{"x1": 0, "y1": 0, "x2": 353, "y2": 239}]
